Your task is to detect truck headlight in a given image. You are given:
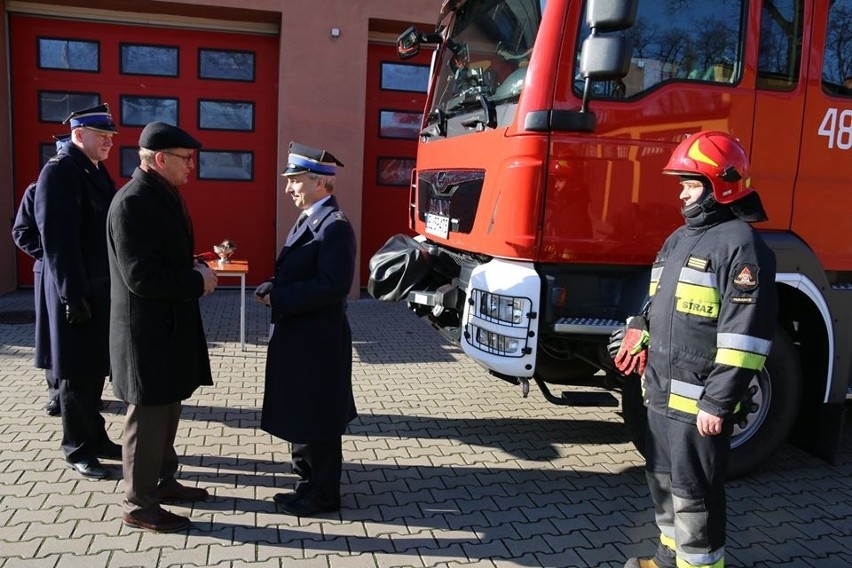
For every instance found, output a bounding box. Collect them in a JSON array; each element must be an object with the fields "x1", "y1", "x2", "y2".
[
  {"x1": 478, "y1": 292, "x2": 524, "y2": 324},
  {"x1": 473, "y1": 325, "x2": 521, "y2": 355}
]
